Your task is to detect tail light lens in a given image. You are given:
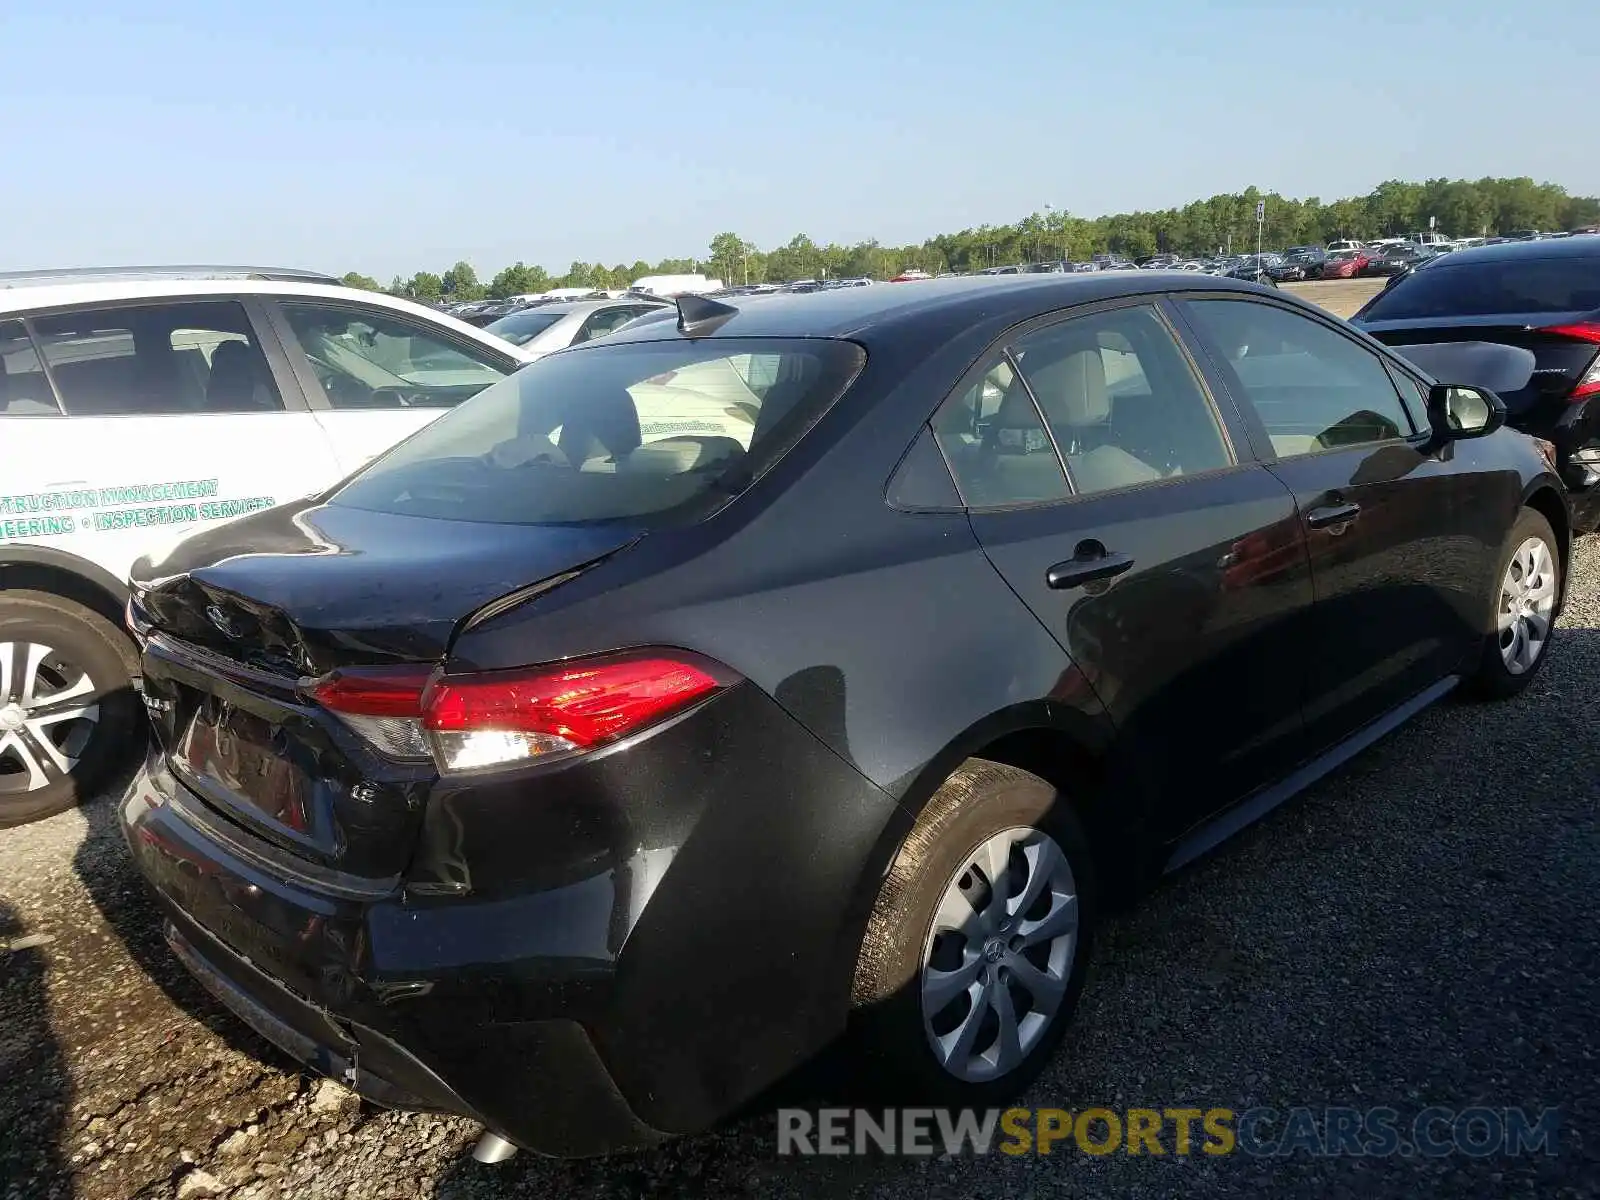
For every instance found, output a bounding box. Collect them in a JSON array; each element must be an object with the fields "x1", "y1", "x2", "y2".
[
  {"x1": 1541, "y1": 322, "x2": 1600, "y2": 402},
  {"x1": 312, "y1": 667, "x2": 435, "y2": 759},
  {"x1": 312, "y1": 653, "x2": 728, "y2": 773}
]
